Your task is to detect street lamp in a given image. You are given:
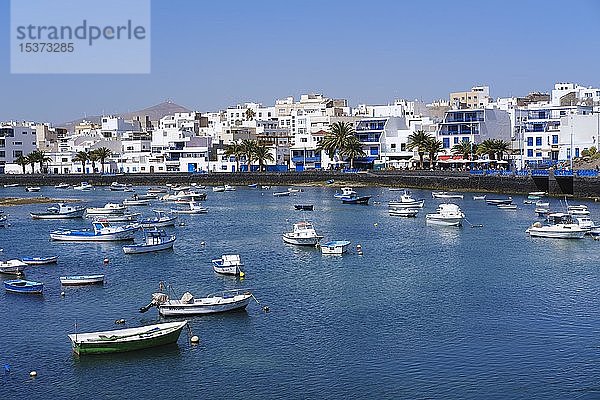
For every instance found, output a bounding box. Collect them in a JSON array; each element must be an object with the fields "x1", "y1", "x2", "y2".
[{"x1": 570, "y1": 112, "x2": 574, "y2": 171}]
